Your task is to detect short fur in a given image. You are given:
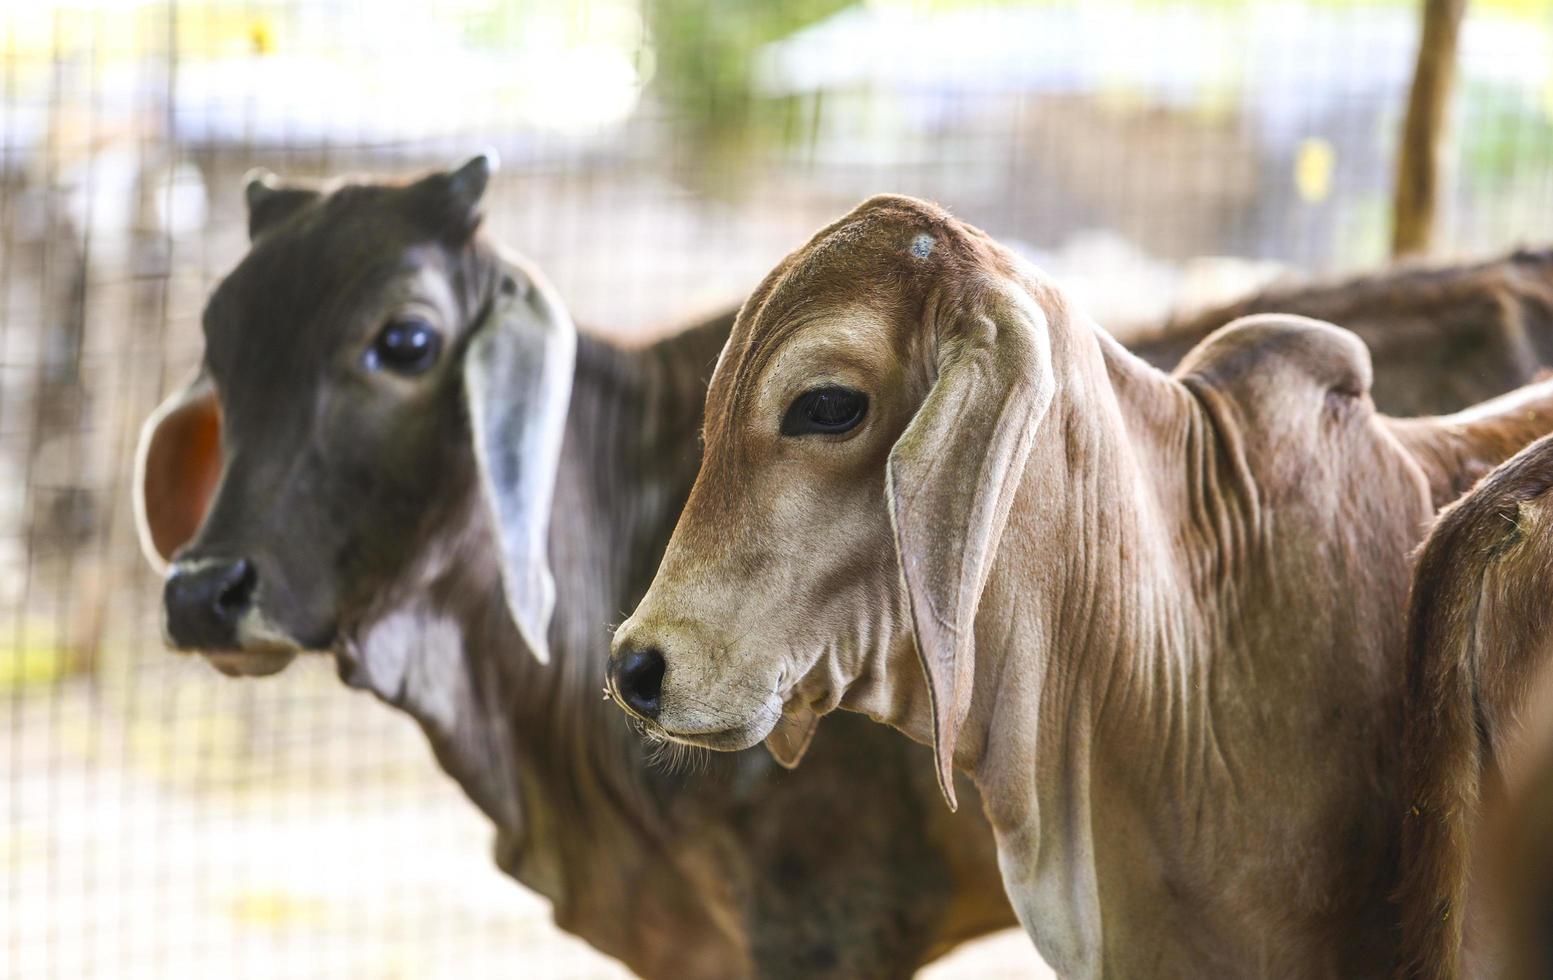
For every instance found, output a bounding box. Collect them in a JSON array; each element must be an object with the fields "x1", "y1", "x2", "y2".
[
  {"x1": 613, "y1": 195, "x2": 1553, "y2": 977},
  {"x1": 1395, "y1": 431, "x2": 1553, "y2": 979}
]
